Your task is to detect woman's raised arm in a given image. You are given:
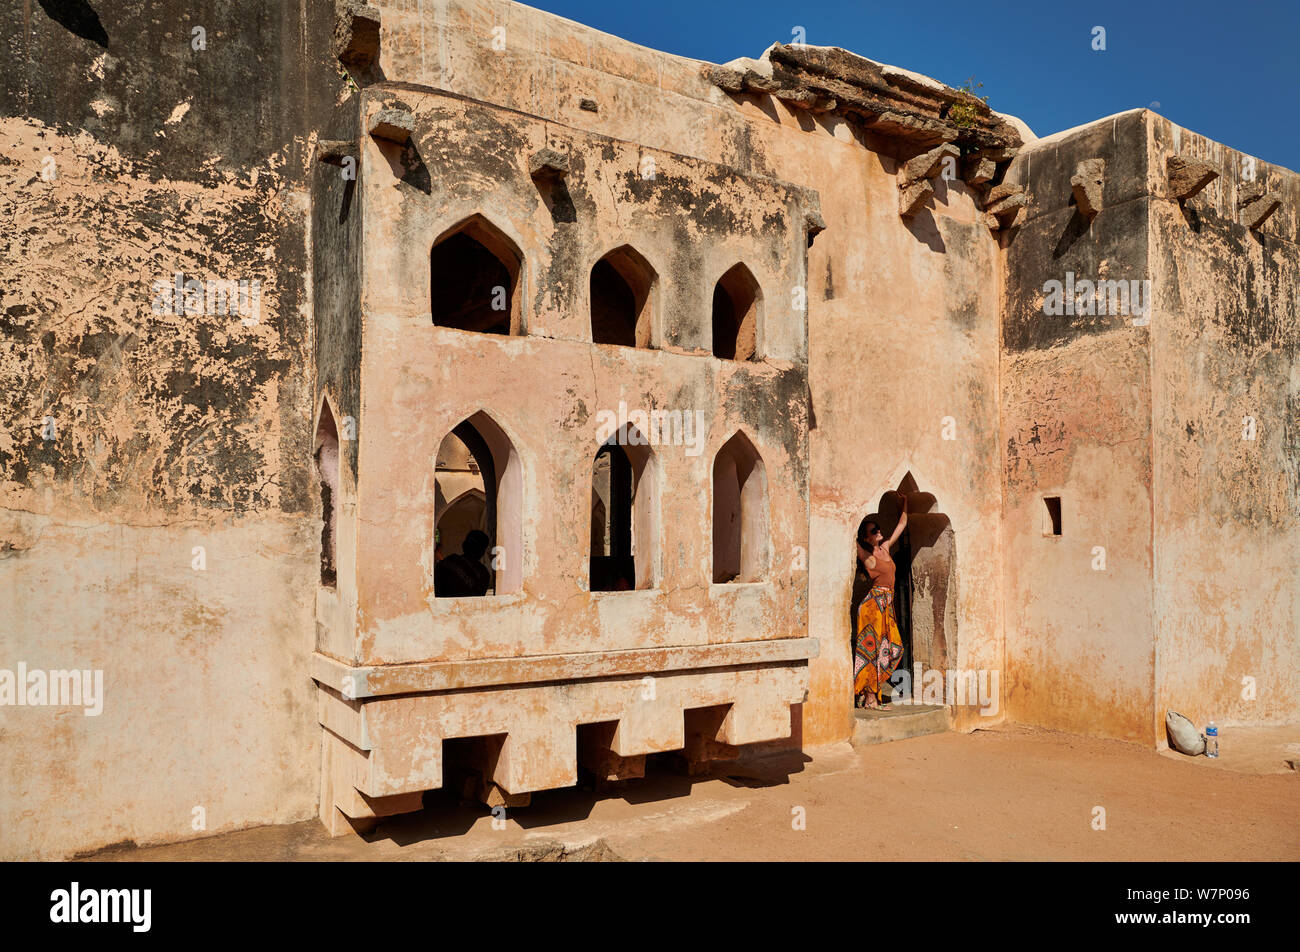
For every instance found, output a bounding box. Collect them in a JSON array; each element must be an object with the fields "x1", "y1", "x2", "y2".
[{"x1": 886, "y1": 492, "x2": 908, "y2": 550}]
